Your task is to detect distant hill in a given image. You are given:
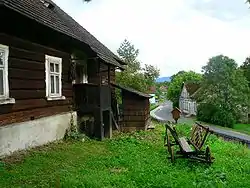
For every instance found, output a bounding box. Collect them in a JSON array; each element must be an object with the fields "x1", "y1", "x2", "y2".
[{"x1": 156, "y1": 77, "x2": 171, "y2": 83}]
